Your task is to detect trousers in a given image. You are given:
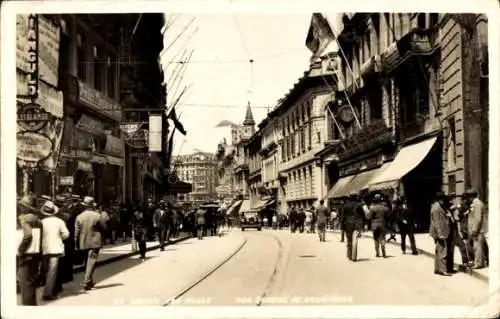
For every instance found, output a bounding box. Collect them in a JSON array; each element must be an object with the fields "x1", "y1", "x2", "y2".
[
  {"x1": 83, "y1": 249, "x2": 100, "y2": 286},
  {"x1": 42, "y1": 255, "x2": 60, "y2": 297},
  {"x1": 434, "y1": 238, "x2": 448, "y2": 273},
  {"x1": 472, "y1": 233, "x2": 487, "y2": 267},
  {"x1": 399, "y1": 222, "x2": 417, "y2": 253},
  {"x1": 157, "y1": 227, "x2": 167, "y2": 249},
  {"x1": 345, "y1": 228, "x2": 360, "y2": 261},
  {"x1": 372, "y1": 226, "x2": 386, "y2": 257},
  {"x1": 18, "y1": 255, "x2": 41, "y2": 305}
]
